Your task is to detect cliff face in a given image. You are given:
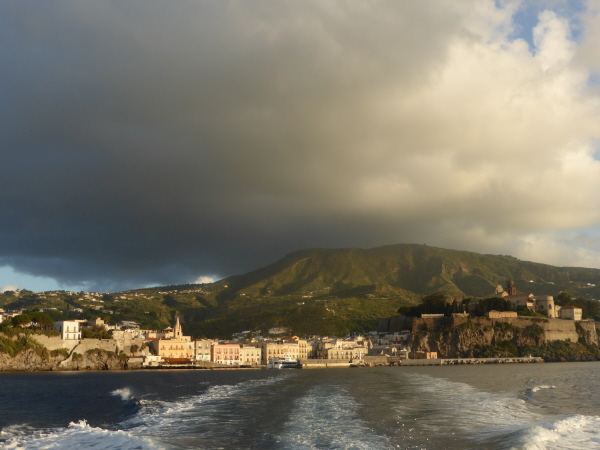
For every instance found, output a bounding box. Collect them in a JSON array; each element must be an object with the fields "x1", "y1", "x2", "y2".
[
  {"x1": 0, "y1": 346, "x2": 127, "y2": 372},
  {"x1": 411, "y1": 321, "x2": 543, "y2": 358},
  {"x1": 0, "y1": 334, "x2": 127, "y2": 372},
  {"x1": 410, "y1": 317, "x2": 599, "y2": 360},
  {"x1": 58, "y1": 348, "x2": 127, "y2": 371},
  {"x1": 0, "y1": 349, "x2": 67, "y2": 371}
]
